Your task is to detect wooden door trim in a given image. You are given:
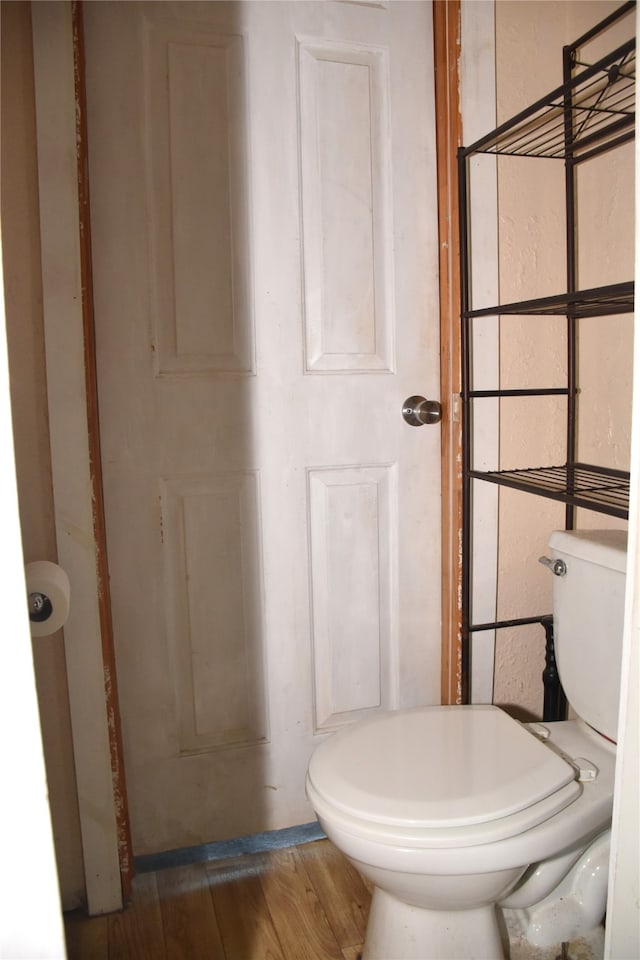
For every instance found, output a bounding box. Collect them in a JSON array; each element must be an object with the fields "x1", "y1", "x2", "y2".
[
  {"x1": 31, "y1": 0, "x2": 124, "y2": 913},
  {"x1": 433, "y1": 0, "x2": 463, "y2": 705},
  {"x1": 71, "y1": 0, "x2": 133, "y2": 897}
]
